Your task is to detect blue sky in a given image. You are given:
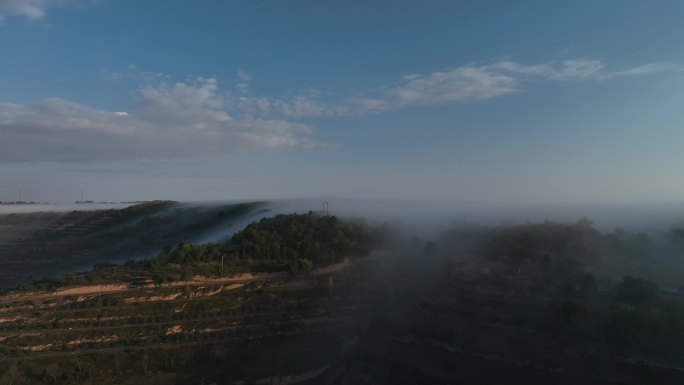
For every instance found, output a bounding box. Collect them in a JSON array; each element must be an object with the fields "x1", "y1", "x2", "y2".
[{"x1": 1, "y1": 0, "x2": 683, "y2": 204}]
